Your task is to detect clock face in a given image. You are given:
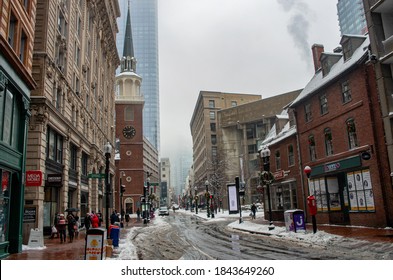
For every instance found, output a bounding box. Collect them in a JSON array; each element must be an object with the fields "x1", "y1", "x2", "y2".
[{"x1": 122, "y1": 126, "x2": 136, "y2": 139}]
